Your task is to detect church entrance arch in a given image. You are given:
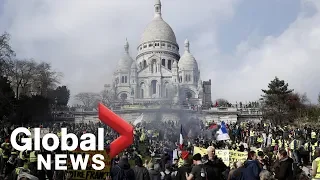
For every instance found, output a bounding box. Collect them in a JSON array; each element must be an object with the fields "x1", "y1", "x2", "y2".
[
  {"x1": 120, "y1": 93, "x2": 128, "y2": 101},
  {"x1": 186, "y1": 92, "x2": 192, "y2": 99}
]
